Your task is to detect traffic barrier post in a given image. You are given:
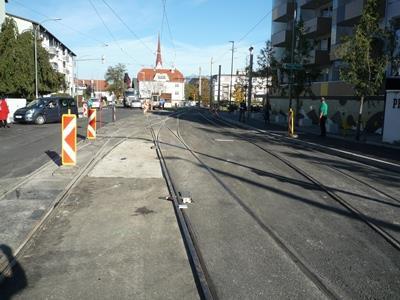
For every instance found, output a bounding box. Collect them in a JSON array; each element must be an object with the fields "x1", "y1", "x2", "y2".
[
  {"x1": 83, "y1": 102, "x2": 88, "y2": 118},
  {"x1": 62, "y1": 114, "x2": 77, "y2": 166},
  {"x1": 87, "y1": 108, "x2": 96, "y2": 139}
]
